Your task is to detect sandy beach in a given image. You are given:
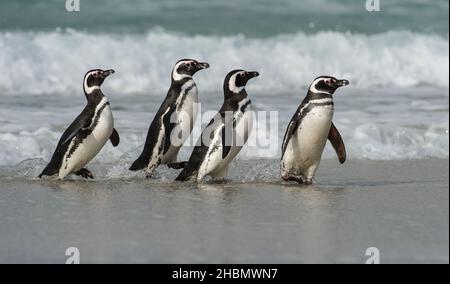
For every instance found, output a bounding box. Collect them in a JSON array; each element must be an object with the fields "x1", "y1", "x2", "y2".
[{"x1": 0, "y1": 159, "x2": 448, "y2": 264}]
